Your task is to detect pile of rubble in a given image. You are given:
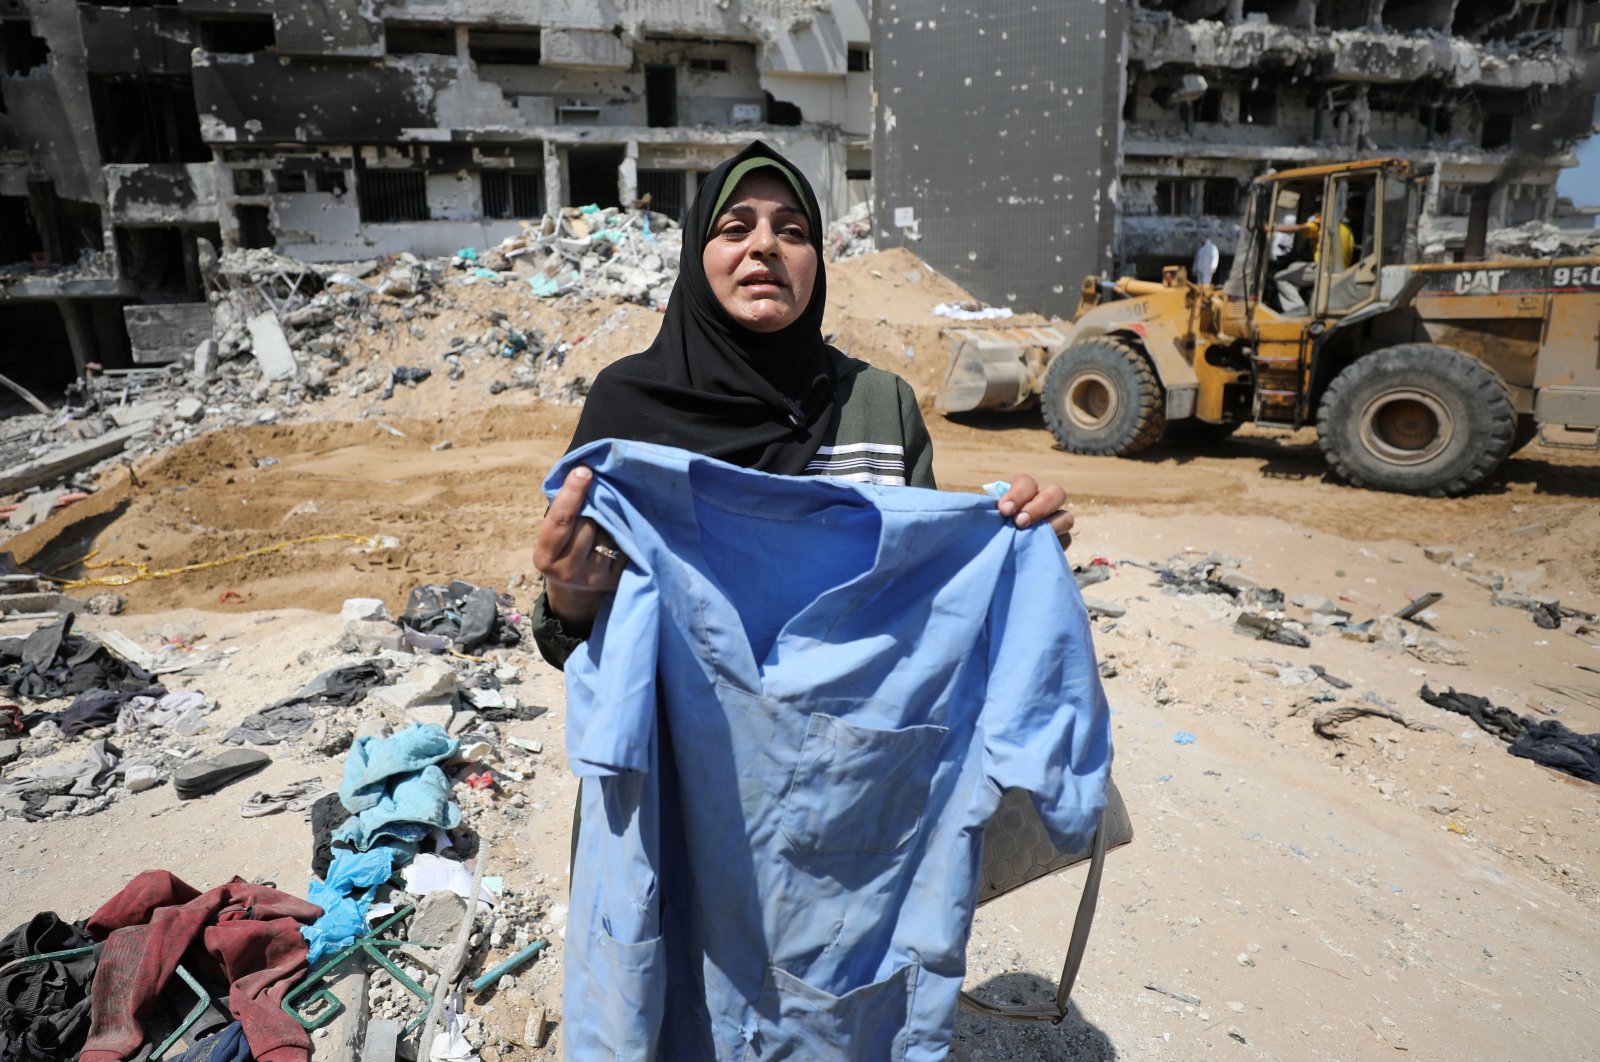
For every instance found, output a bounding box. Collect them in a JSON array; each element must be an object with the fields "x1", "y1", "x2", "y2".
[
  {"x1": 0, "y1": 575, "x2": 563, "y2": 1060},
  {"x1": 0, "y1": 204, "x2": 689, "y2": 518},
  {"x1": 826, "y1": 201, "x2": 875, "y2": 261},
  {"x1": 461, "y1": 204, "x2": 682, "y2": 306},
  {"x1": 1483, "y1": 220, "x2": 1600, "y2": 260}
]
